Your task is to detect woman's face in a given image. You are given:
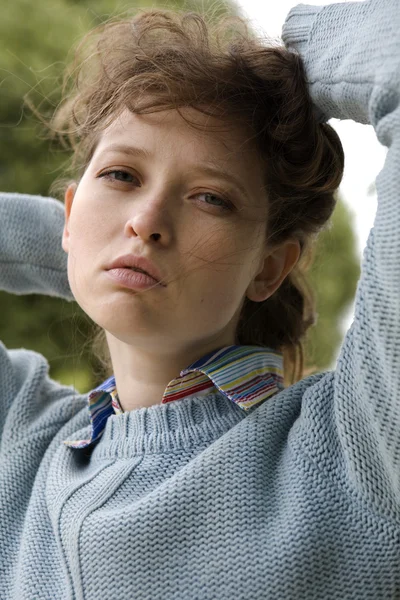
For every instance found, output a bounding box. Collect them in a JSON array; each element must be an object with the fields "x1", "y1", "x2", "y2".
[{"x1": 62, "y1": 107, "x2": 290, "y2": 357}]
